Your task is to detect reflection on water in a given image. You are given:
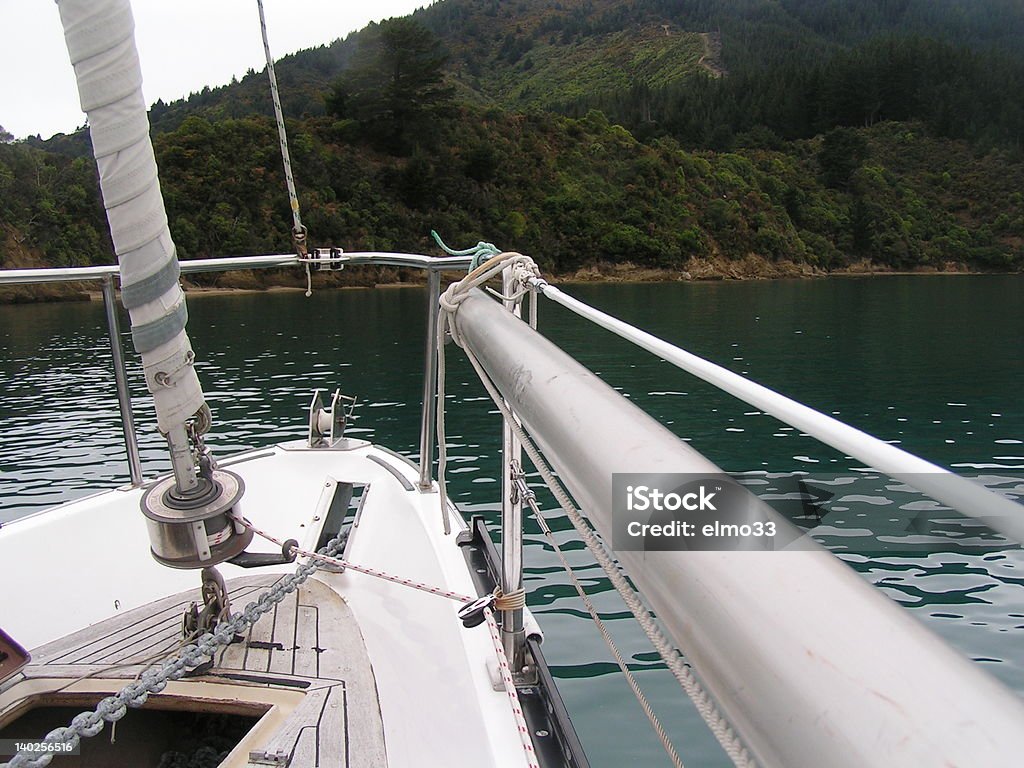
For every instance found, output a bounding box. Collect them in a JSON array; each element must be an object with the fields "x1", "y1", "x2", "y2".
[{"x1": 1, "y1": 276, "x2": 1023, "y2": 767}]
